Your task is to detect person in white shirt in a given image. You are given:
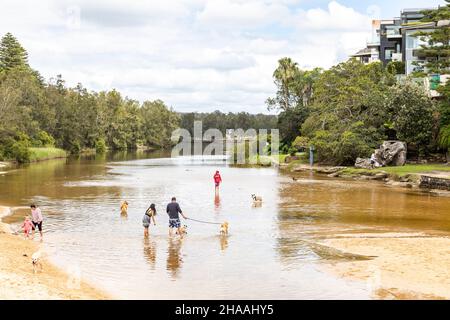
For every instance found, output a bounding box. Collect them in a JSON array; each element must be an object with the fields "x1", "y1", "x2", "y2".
[{"x1": 30, "y1": 204, "x2": 44, "y2": 239}]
